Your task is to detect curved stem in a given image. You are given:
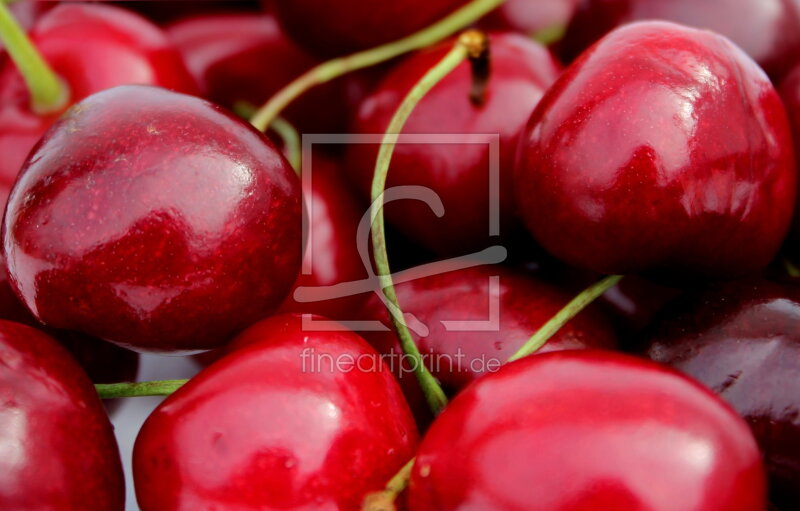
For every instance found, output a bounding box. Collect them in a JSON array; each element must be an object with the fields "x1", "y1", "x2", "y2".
[
  {"x1": 250, "y1": 0, "x2": 505, "y2": 132},
  {"x1": 507, "y1": 274, "x2": 624, "y2": 362},
  {"x1": 0, "y1": 0, "x2": 66, "y2": 113},
  {"x1": 95, "y1": 379, "x2": 188, "y2": 399},
  {"x1": 270, "y1": 116, "x2": 302, "y2": 175},
  {"x1": 371, "y1": 34, "x2": 487, "y2": 416},
  {"x1": 362, "y1": 458, "x2": 415, "y2": 511}
]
